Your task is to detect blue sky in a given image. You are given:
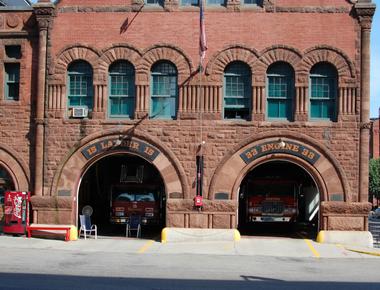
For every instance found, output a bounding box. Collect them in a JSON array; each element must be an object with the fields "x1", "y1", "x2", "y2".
[
  {"x1": 371, "y1": 0, "x2": 379, "y2": 118},
  {"x1": 30, "y1": 0, "x2": 379, "y2": 116}
]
